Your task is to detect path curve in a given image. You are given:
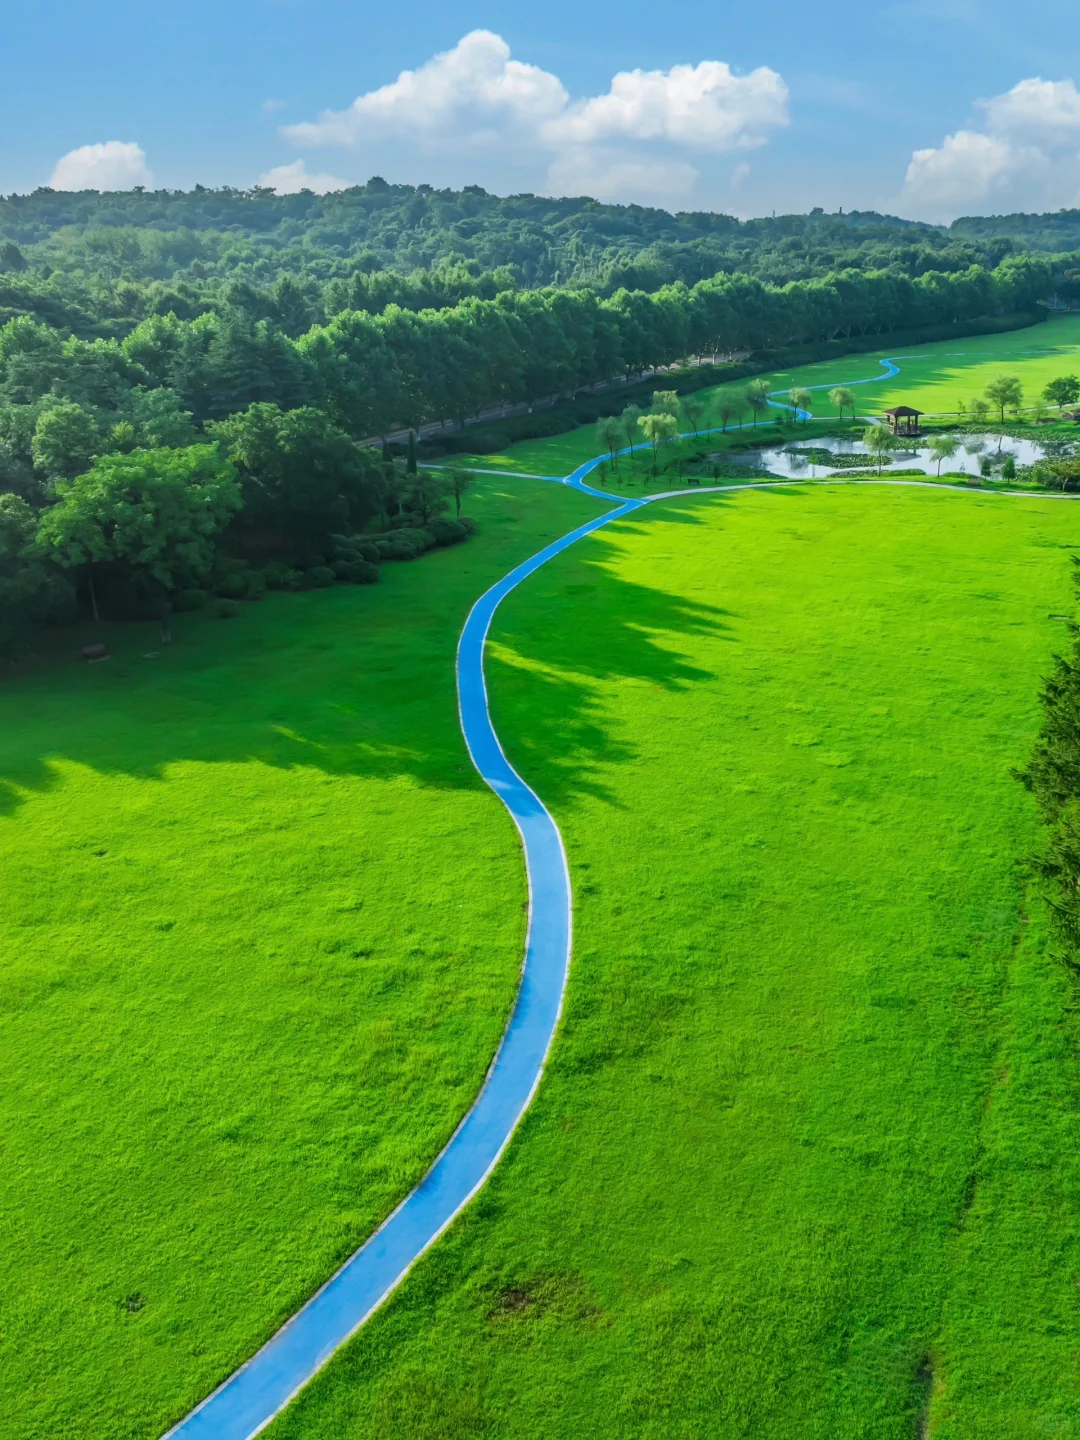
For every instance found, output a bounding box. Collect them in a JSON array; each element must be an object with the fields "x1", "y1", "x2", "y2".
[{"x1": 164, "y1": 355, "x2": 1075, "y2": 1440}]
